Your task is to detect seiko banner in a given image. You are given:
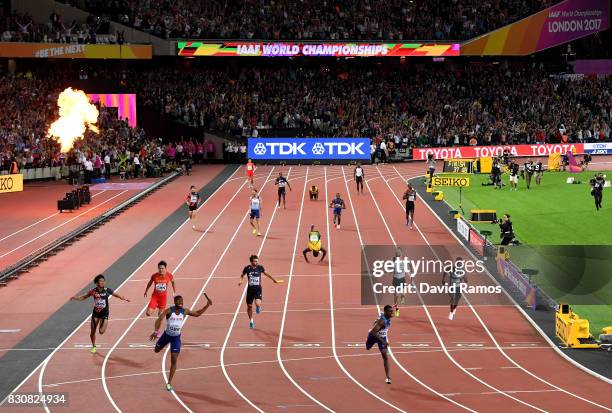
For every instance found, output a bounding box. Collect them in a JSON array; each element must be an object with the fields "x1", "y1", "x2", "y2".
[{"x1": 248, "y1": 138, "x2": 371, "y2": 161}]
